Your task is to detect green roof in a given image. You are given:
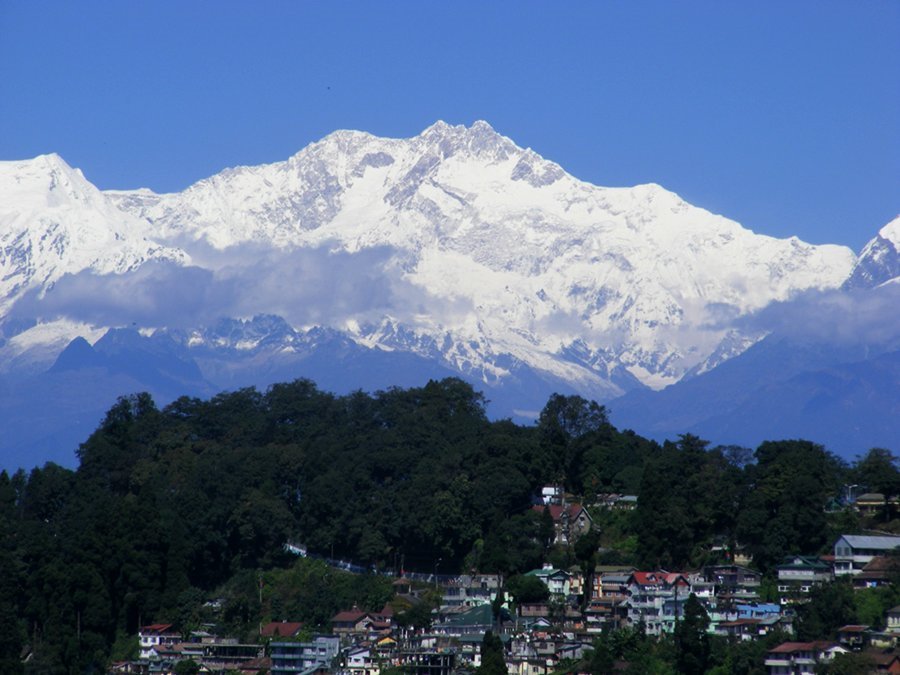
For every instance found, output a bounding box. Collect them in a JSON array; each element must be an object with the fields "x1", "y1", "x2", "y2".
[{"x1": 441, "y1": 604, "x2": 493, "y2": 627}]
